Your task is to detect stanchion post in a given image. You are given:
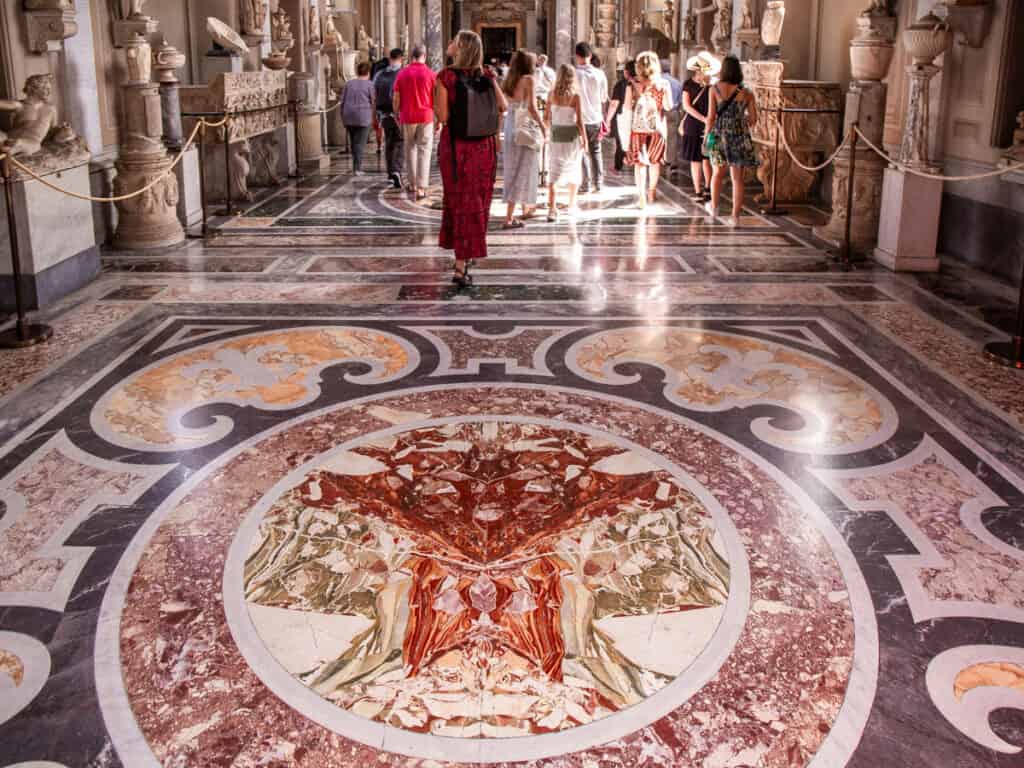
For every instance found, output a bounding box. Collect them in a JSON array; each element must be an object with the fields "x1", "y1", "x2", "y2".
[
  {"x1": 839, "y1": 122, "x2": 859, "y2": 270},
  {"x1": 984, "y1": 256, "x2": 1024, "y2": 370},
  {"x1": 0, "y1": 155, "x2": 53, "y2": 349},
  {"x1": 220, "y1": 115, "x2": 236, "y2": 216},
  {"x1": 198, "y1": 121, "x2": 208, "y2": 238},
  {"x1": 761, "y1": 105, "x2": 788, "y2": 216}
]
